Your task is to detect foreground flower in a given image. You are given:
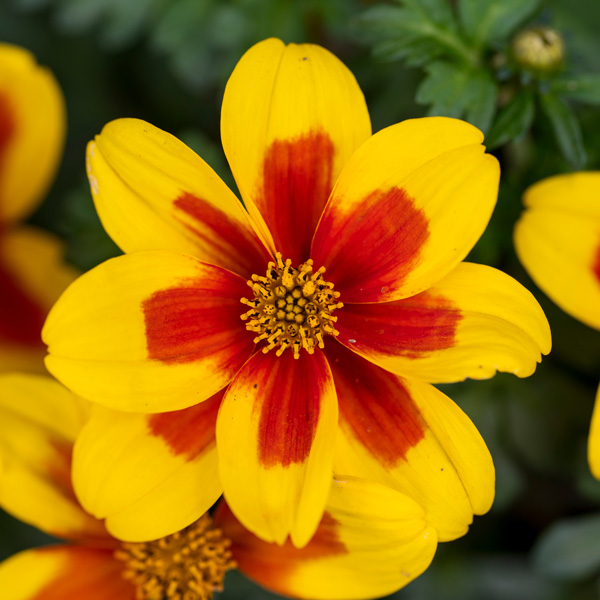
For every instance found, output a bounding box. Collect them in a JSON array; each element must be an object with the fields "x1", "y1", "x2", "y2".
[
  {"x1": 43, "y1": 38, "x2": 551, "y2": 547},
  {"x1": 0, "y1": 373, "x2": 437, "y2": 600},
  {"x1": 0, "y1": 43, "x2": 75, "y2": 372},
  {"x1": 514, "y1": 171, "x2": 600, "y2": 477}
]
